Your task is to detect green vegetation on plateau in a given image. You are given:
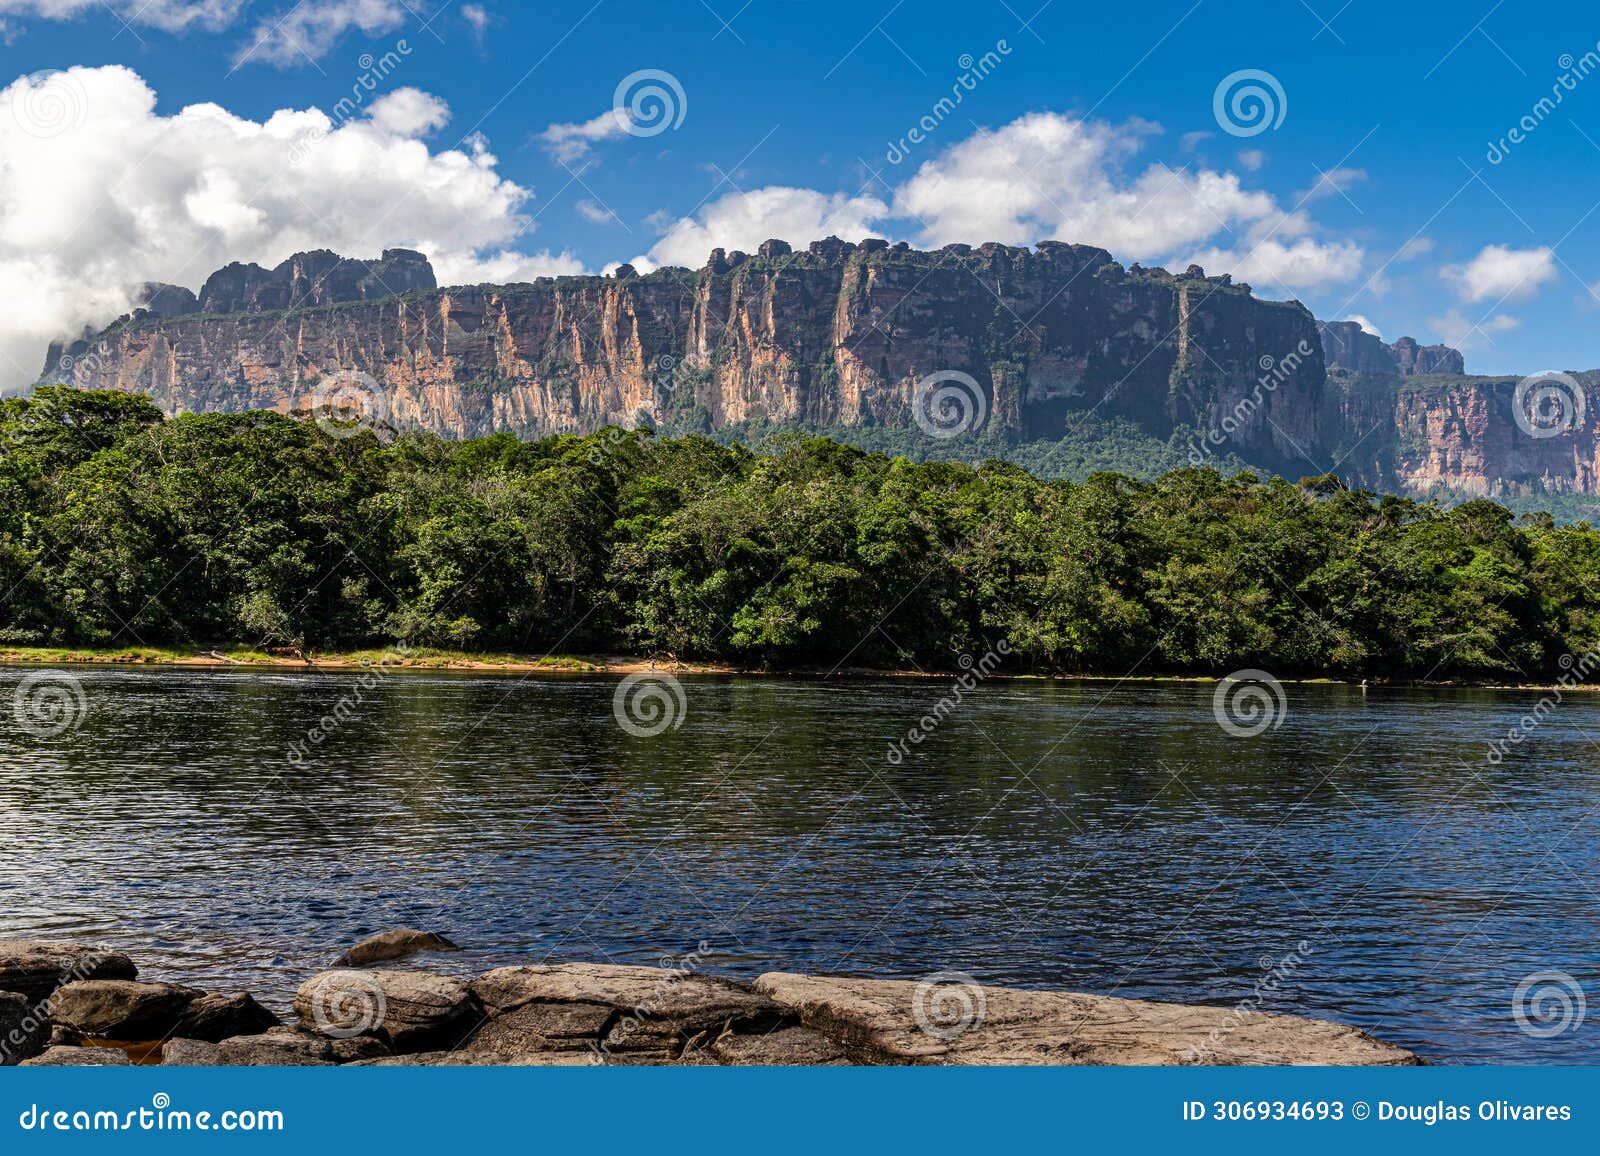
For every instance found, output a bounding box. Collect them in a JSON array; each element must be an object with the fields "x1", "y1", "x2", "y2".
[{"x1": 2, "y1": 387, "x2": 1597, "y2": 681}]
